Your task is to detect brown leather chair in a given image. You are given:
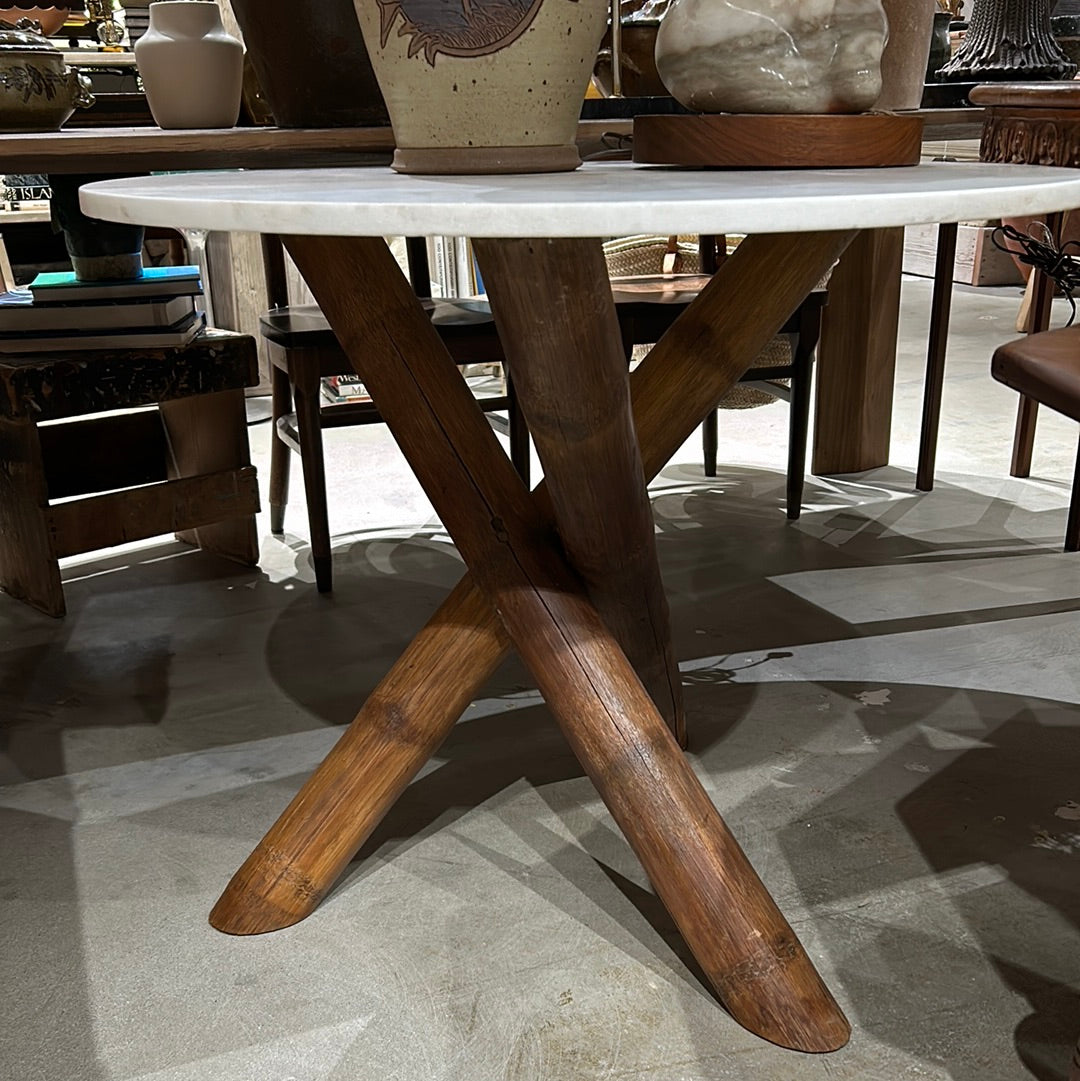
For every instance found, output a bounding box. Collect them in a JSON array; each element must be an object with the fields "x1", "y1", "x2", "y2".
[{"x1": 991, "y1": 324, "x2": 1080, "y2": 551}]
